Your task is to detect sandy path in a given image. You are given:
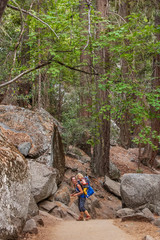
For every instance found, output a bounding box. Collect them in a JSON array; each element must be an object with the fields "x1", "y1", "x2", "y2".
[
  {"x1": 25, "y1": 212, "x2": 159, "y2": 240},
  {"x1": 43, "y1": 219, "x2": 137, "y2": 240}
]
